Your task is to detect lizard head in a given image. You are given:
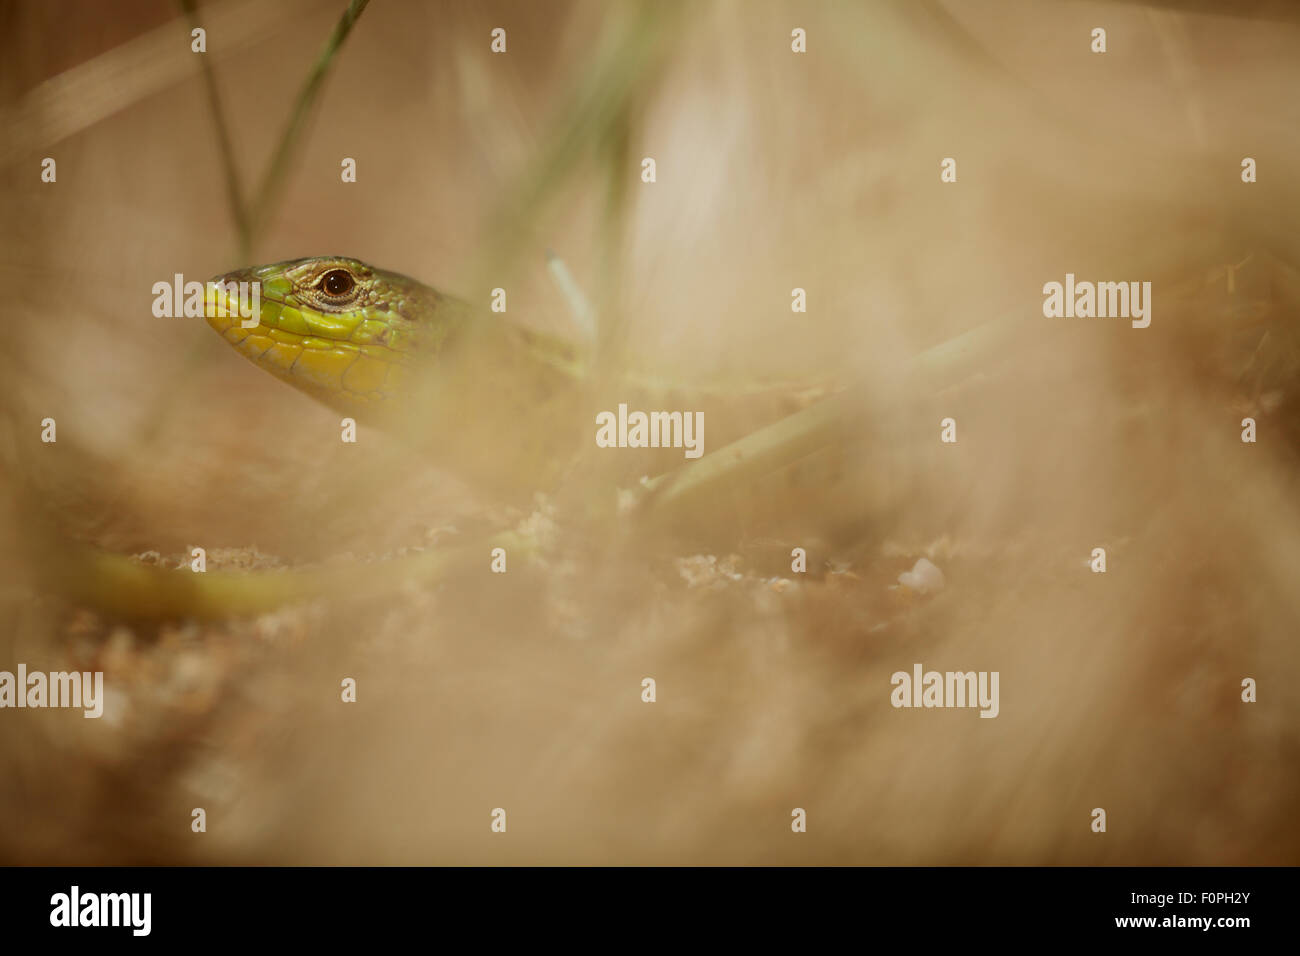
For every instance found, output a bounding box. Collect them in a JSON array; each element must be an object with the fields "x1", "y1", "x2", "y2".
[{"x1": 204, "y1": 256, "x2": 464, "y2": 413}]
